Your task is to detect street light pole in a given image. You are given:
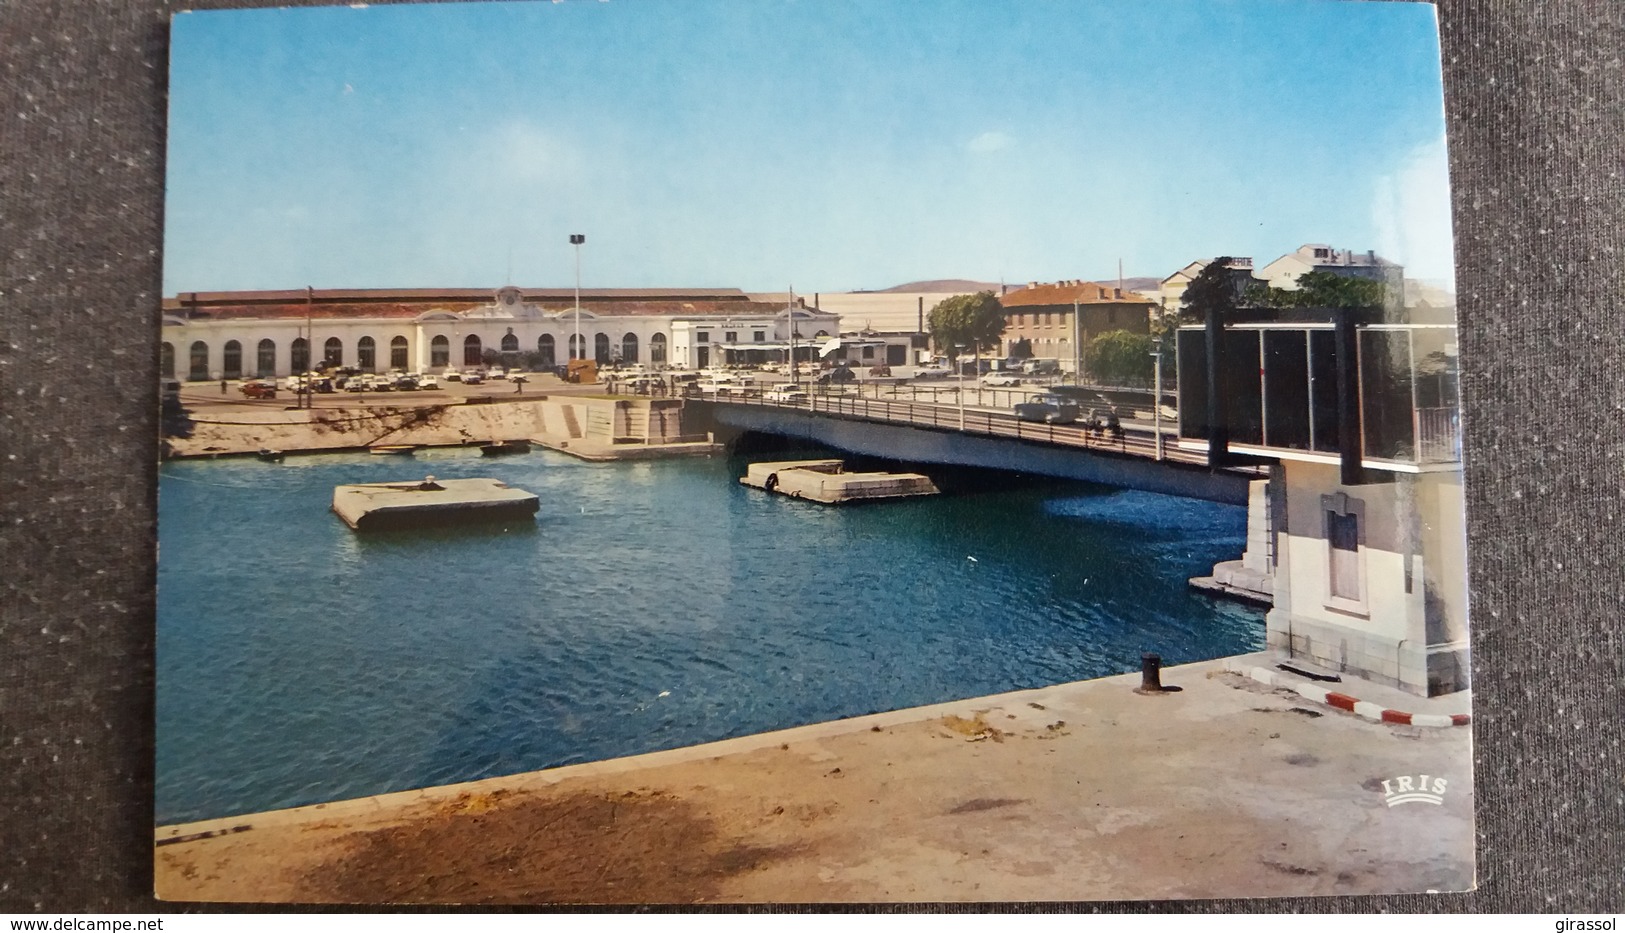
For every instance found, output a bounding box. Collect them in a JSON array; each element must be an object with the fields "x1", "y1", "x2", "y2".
[
  {"x1": 956, "y1": 344, "x2": 968, "y2": 431},
  {"x1": 304, "y1": 286, "x2": 313, "y2": 410},
  {"x1": 570, "y1": 234, "x2": 585, "y2": 362},
  {"x1": 1152, "y1": 335, "x2": 1165, "y2": 461}
]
